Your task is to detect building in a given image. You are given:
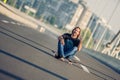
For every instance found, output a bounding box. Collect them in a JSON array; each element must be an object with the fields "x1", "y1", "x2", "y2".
[
  {"x1": 76, "y1": 8, "x2": 92, "y2": 30},
  {"x1": 65, "y1": 0, "x2": 92, "y2": 30},
  {"x1": 66, "y1": 4, "x2": 83, "y2": 30},
  {"x1": 13, "y1": 0, "x2": 91, "y2": 29},
  {"x1": 84, "y1": 13, "x2": 114, "y2": 50},
  {"x1": 34, "y1": 0, "x2": 77, "y2": 28},
  {"x1": 69, "y1": 0, "x2": 79, "y2": 4}
]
